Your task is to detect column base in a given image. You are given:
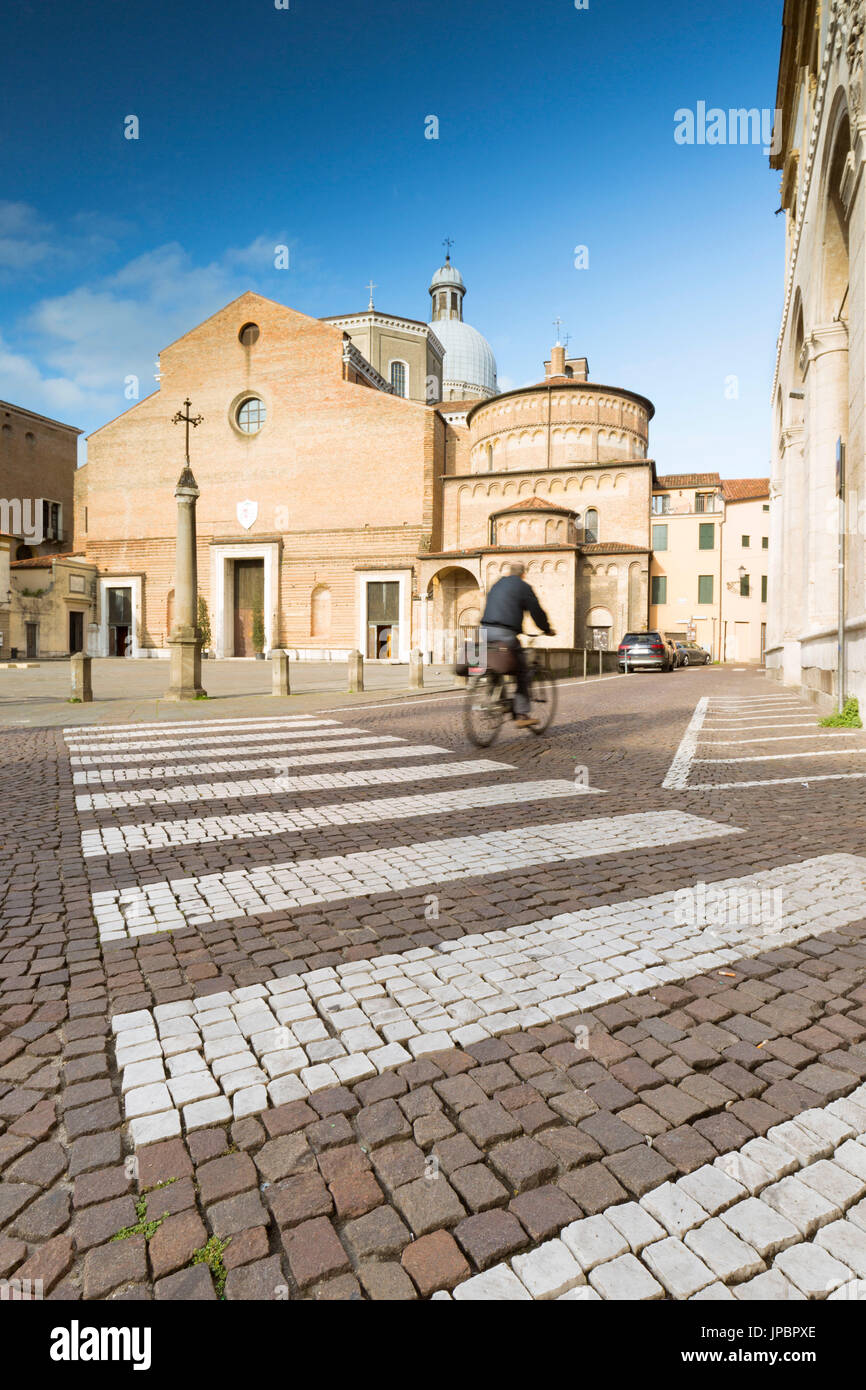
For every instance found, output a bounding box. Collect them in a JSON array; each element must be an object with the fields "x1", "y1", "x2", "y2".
[{"x1": 165, "y1": 637, "x2": 206, "y2": 701}]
